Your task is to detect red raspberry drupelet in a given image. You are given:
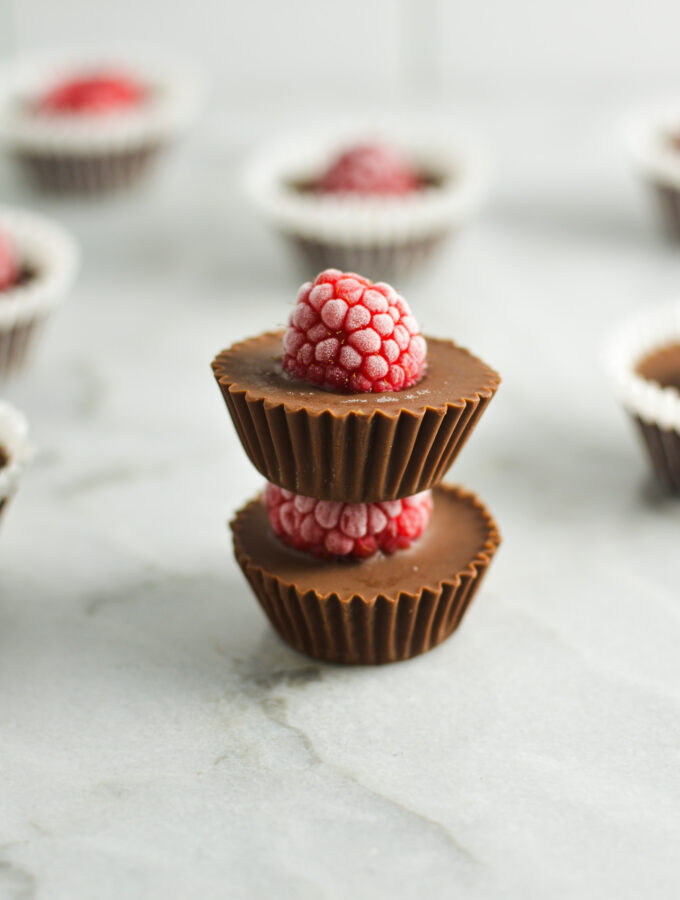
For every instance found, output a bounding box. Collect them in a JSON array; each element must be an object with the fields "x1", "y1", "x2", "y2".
[
  {"x1": 264, "y1": 483, "x2": 432, "y2": 559},
  {"x1": 0, "y1": 231, "x2": 18, "y2": 292},
  {"x1": 37, "y1": 73, "x2": 146, "y2": 115},
  {"x1": 282, "y1": 269, "x2": 427, "y2": 393},
  {"x1": 317, "y1": 144, "x2": 422, "y2": 195}
]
